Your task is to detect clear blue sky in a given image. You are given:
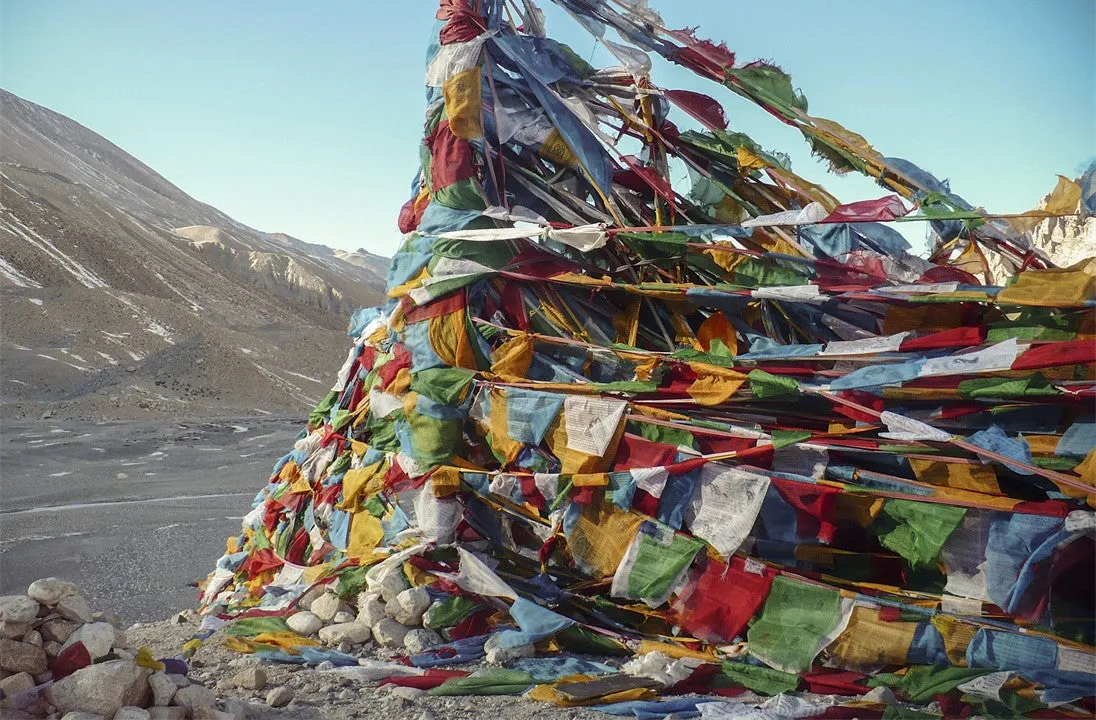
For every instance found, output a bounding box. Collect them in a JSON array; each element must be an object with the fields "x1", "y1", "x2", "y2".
[{"x1": 2, "y1": 1, "x2": 1092, "y2": 256}]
